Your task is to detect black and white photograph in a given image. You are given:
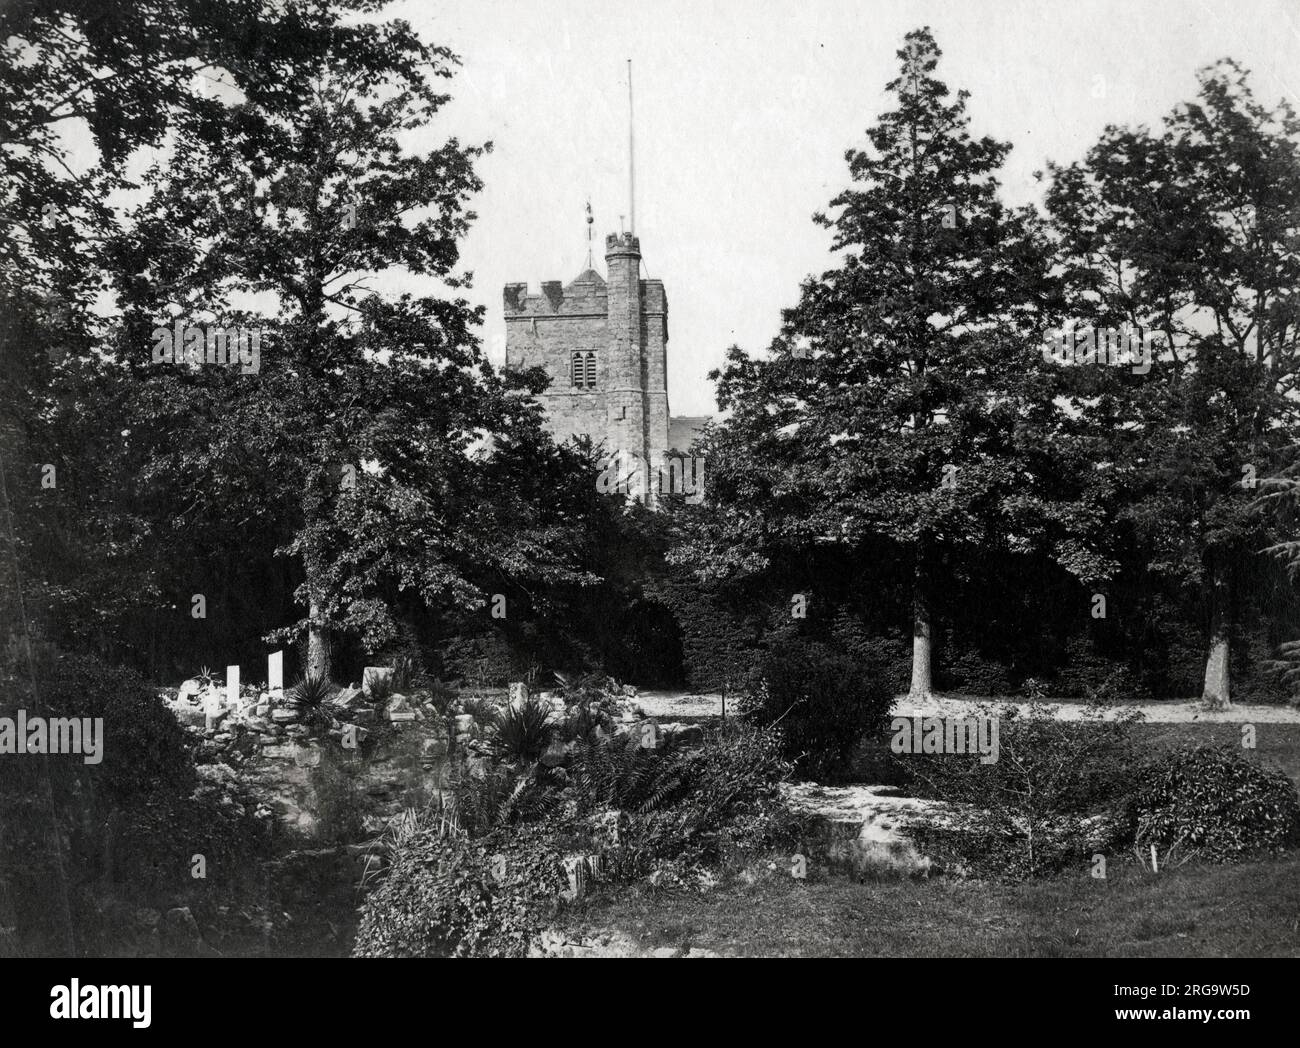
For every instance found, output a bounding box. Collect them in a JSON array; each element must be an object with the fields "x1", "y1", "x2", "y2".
[{"x1": 0, "y1": 0, "x2": 1298, "y2": 1020}]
